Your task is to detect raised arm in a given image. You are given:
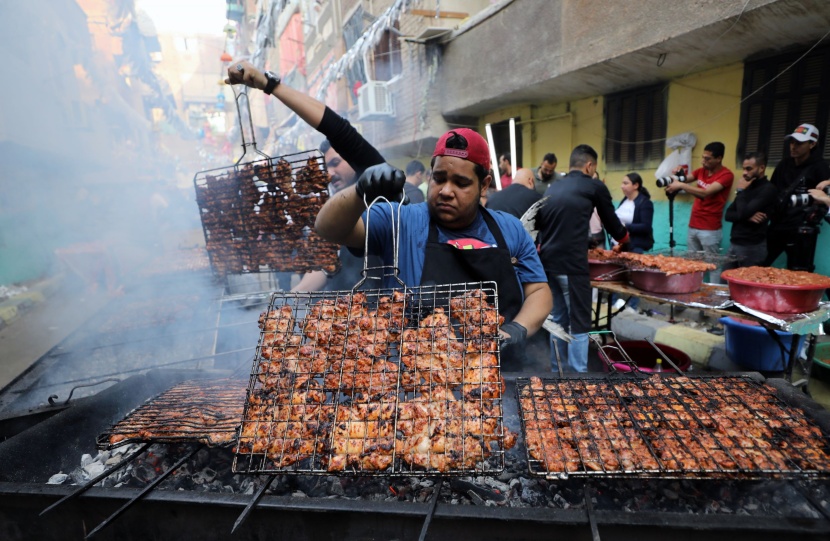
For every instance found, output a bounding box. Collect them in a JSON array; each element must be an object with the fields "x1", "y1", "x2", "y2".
[{"x1": 226, "y1": 60, "x2": 325, "y2": 128}]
